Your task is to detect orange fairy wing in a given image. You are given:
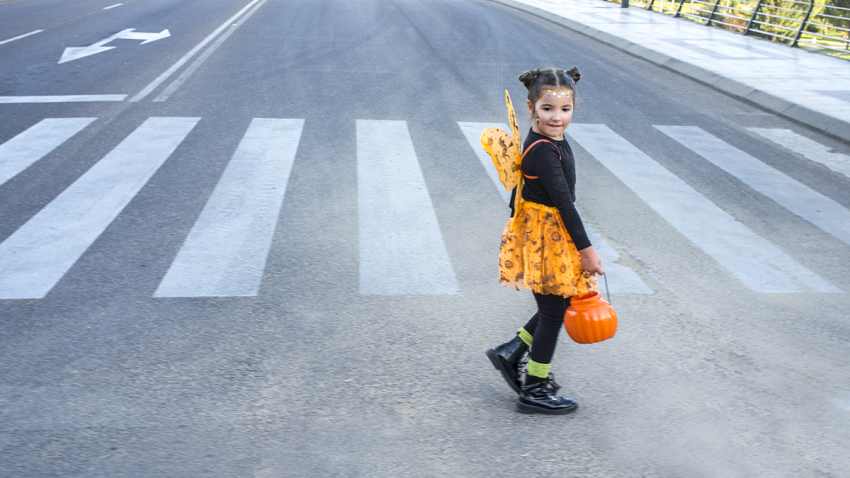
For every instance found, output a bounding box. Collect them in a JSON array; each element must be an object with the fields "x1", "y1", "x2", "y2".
[
  {"x1": 504, "y1": 90, "x2": 522, "y2": 151},
  {"x1": 480, "y1": 127, "x2": 519, "y2": 191},
  {"x1": 477, "y1": 91, "x2": 524, "y2": 193},
  {"x1": 503, "y1": 90, "x2": 526, "y2": 231}
]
